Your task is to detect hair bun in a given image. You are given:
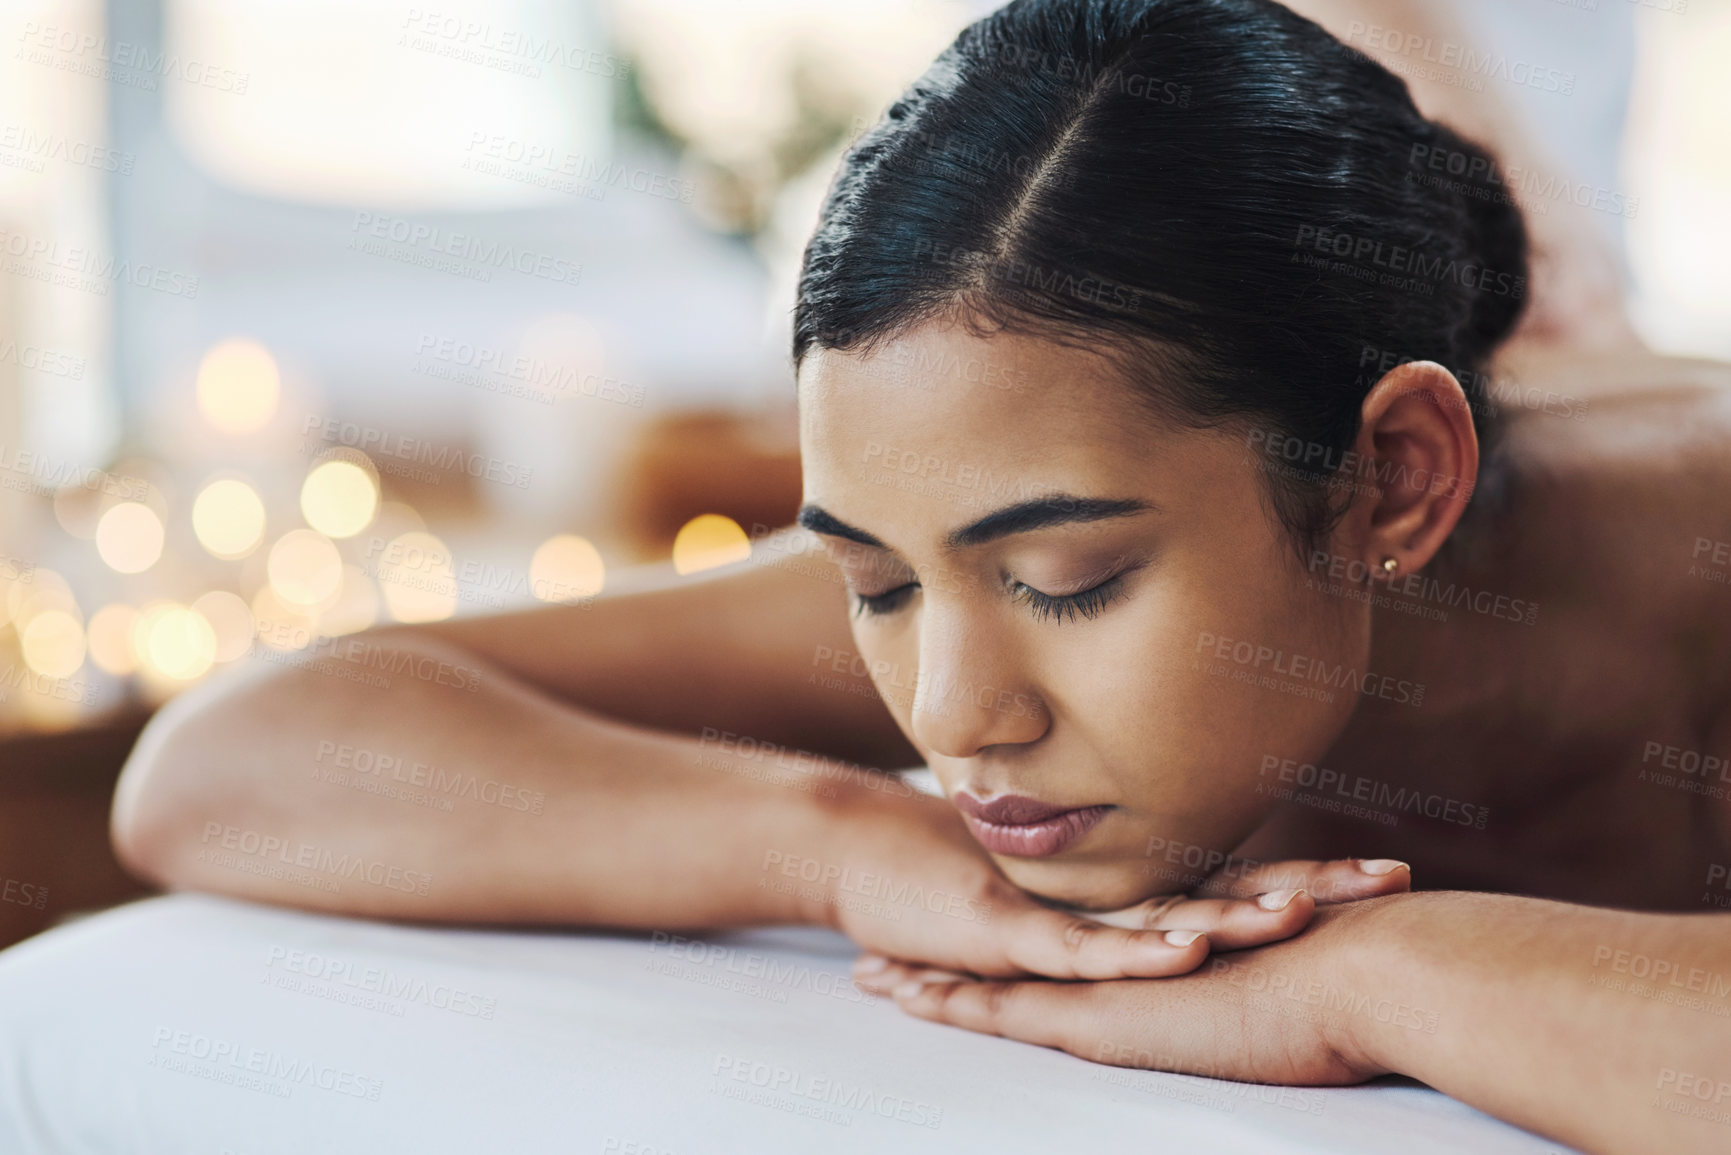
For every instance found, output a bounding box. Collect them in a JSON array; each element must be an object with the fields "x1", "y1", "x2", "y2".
[{"x1": 1423, "y1": 122, "x2": 1530, "y2": 364}]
